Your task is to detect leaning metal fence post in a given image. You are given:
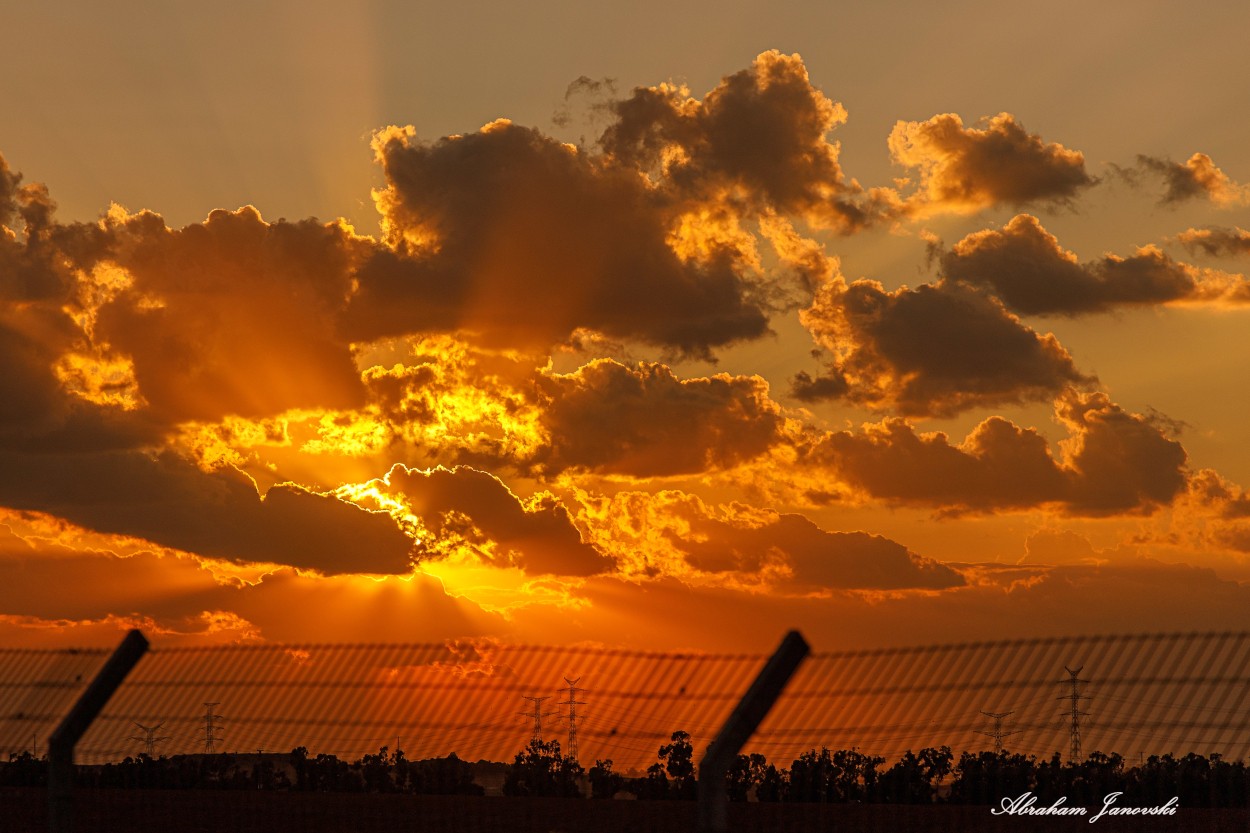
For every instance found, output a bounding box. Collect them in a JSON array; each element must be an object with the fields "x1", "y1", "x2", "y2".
[
  {"x1": 48, "y1": 628, "x2": 149, "y2": 833},
  {"x1": 697, "y1": 629, "x2": 810, "y2": 833}
]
